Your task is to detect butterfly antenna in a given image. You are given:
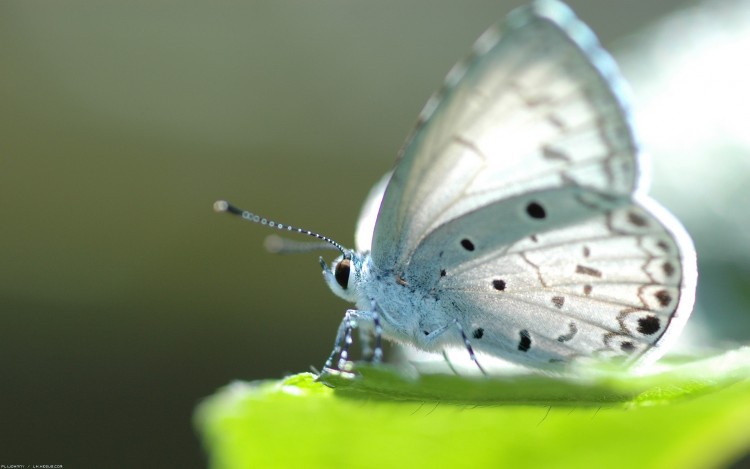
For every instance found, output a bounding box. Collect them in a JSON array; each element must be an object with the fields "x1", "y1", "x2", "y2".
[
  {"x1": 213, "y1": 200, "x2": 347, "y2": 255},
  {"x1": 264, "y1": 235, "x2": 340, "y2": 254}
]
